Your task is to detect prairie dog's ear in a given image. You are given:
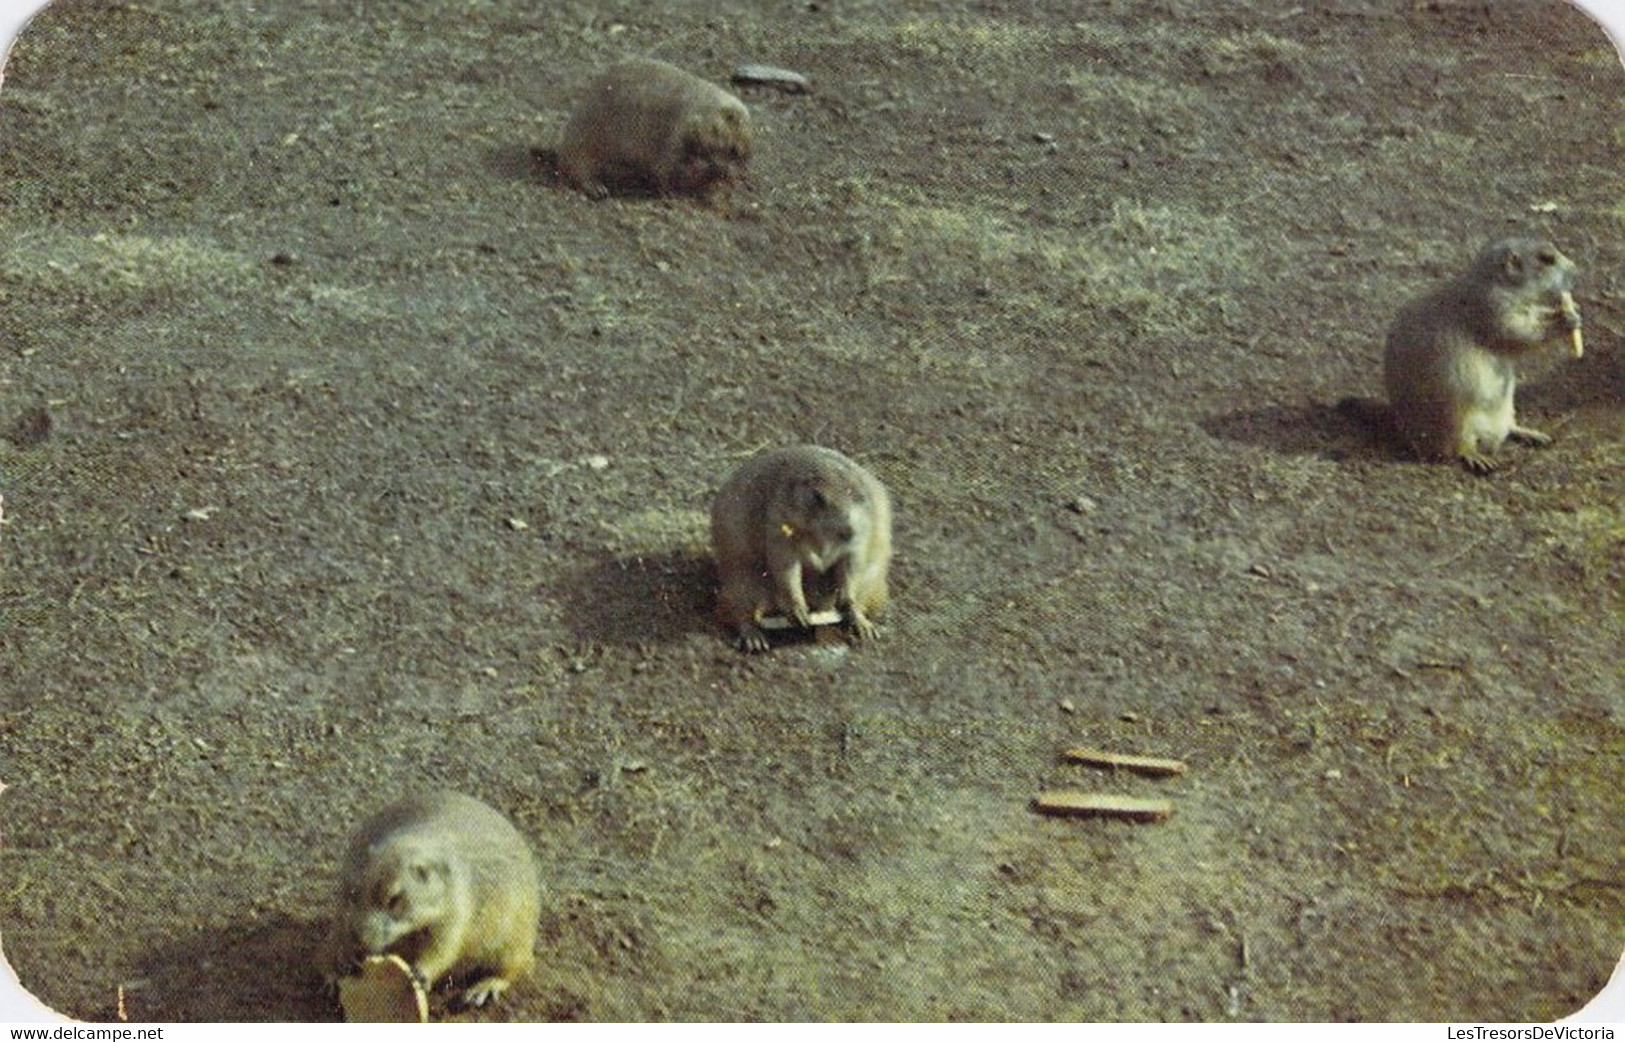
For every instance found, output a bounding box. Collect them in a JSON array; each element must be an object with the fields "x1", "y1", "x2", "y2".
[{"x1": 1500, "y1": 243, "x2": 1526, "y2": 281}]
